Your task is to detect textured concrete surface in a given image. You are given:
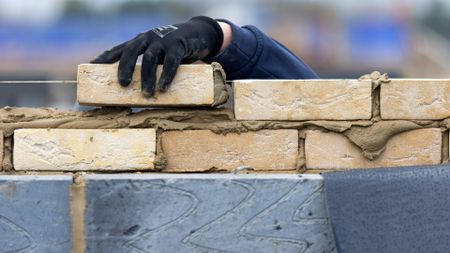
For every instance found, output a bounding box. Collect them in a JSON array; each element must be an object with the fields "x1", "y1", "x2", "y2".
[
  {"x1": 234, "y1": 79, "x2": 372, "y2": 120},
  {"x1": 0, "y1": 175, "x2": 72, "y2": 253},
  {"x1": 14, "y1": 129, "x2": 155, "y2": 171},
  {"x1": 85, "y1": 174, "x2": 336, "y2": 253},
  {"x1": 77, "y1": 64, "x2": 219, "y2": 106},
  {"x1": 380, "y1": 79, "x2": 450, "y2": 119},
  {"x1": 161, "y1": 130, "x2": 299, "y2": 172},
  {"x1": 305, "y1": 129, "x2": 442, "y2": 169}
]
